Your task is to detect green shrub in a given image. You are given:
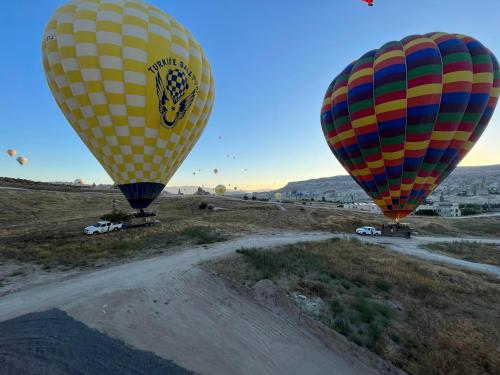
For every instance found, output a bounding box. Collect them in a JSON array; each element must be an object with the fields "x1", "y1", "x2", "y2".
[
  {"x1": 100, "y1": 209, "x2": 130, "y2": 222},
  {"x1": 375, "y1": 279, "x2": 393, "y2": 292},
  {"x1": 414, "y1": 209, "x2": 439, "y2": 216}
]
